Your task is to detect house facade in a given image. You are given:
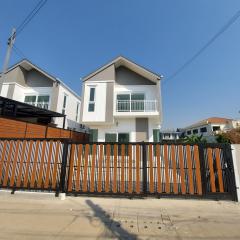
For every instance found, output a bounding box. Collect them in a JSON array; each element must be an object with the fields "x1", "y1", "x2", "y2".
[
  {"x1": 0, "y1": 59, "x2": 83, "y2": 131},
  {"x1": 181, "y1": 117, "x2": 240, "y2": 142},
  {"x1": 80, "y1": 56, "x2": 163, "y2": 142}
]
